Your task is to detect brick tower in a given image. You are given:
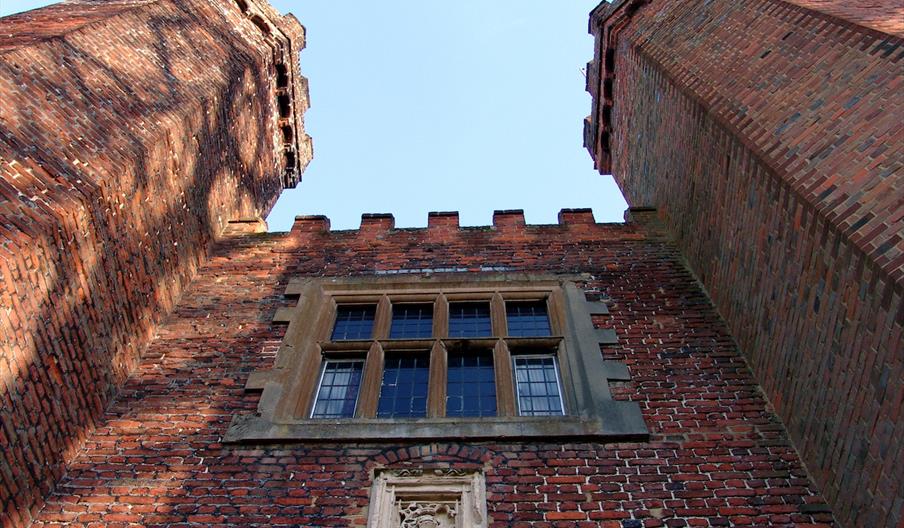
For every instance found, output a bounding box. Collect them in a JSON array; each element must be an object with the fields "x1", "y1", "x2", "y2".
[
  {"x1": 0, "y1": 0, "x2": 310, "y2": 524},
  {"x1": 585, "y1": 1, "x2": 903, "y2": 526}
]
